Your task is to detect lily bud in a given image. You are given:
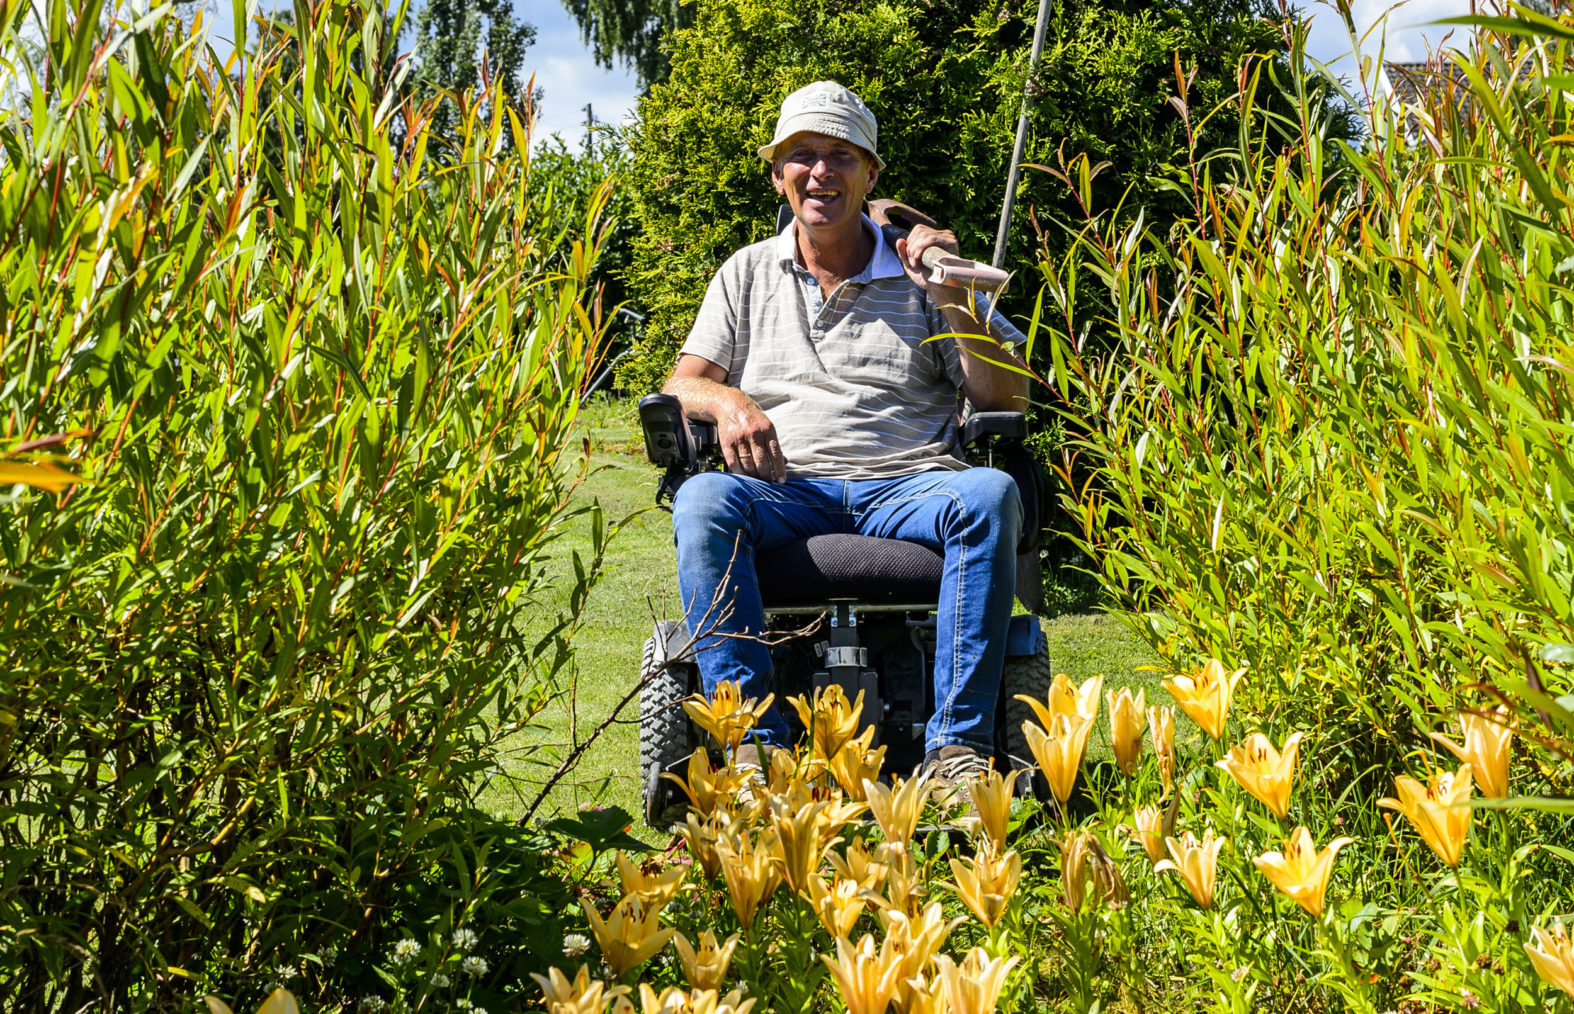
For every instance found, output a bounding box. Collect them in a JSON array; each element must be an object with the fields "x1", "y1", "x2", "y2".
[
  {"x1": 1147, "y1": 704, "x2": 1177, "y2": 797},
  {"x1": 1107, "y1": 687, "x2": 1146, "y2": 777},
  {"x1": 1061, "y1": 831, "x2": 1129, "y2": 912}
]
